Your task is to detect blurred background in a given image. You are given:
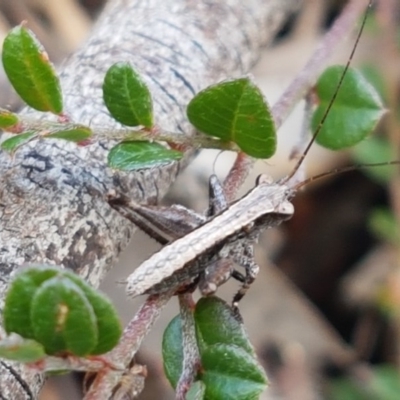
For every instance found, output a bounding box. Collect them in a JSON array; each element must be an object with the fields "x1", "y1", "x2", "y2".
[{"x1": 0, "y1": 0, "x2": 400, "y2": 399}]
